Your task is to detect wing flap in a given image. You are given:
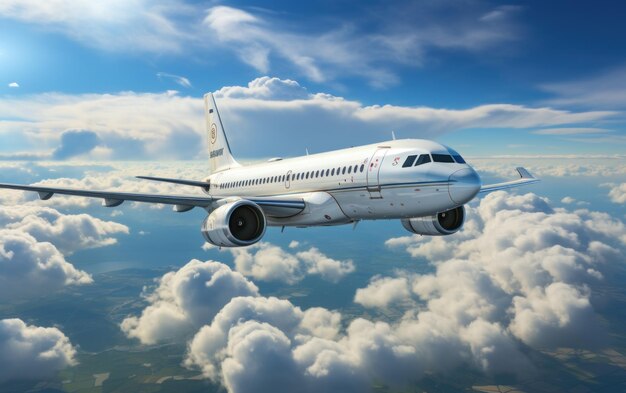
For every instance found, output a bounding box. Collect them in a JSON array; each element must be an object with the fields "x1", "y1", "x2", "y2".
[
  {"x1": 479, "y1": 167, "x2": 539, "y2": 194},
  {"x1": 136, "y1": 176, "x2": 210, "y2": 188}
]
